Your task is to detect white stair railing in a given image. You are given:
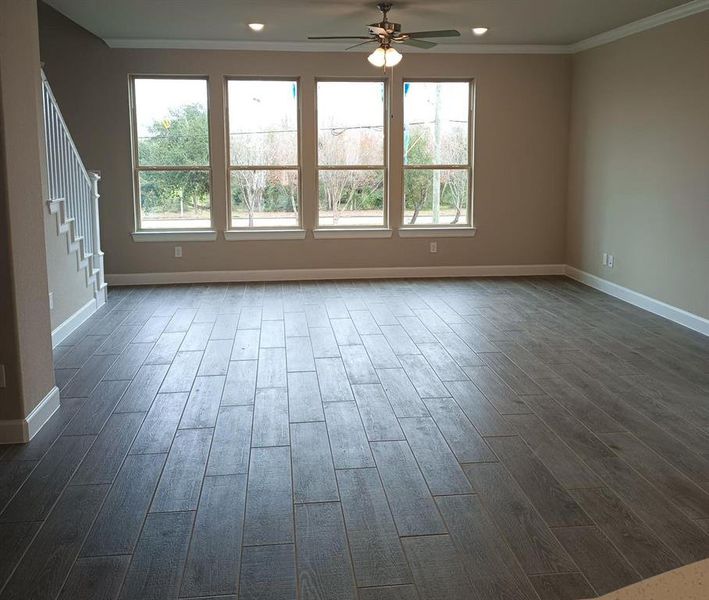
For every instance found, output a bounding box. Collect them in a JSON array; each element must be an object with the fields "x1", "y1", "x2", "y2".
[{"x1": 41, "y1": 71, "x2": 105, "y2": 299}]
